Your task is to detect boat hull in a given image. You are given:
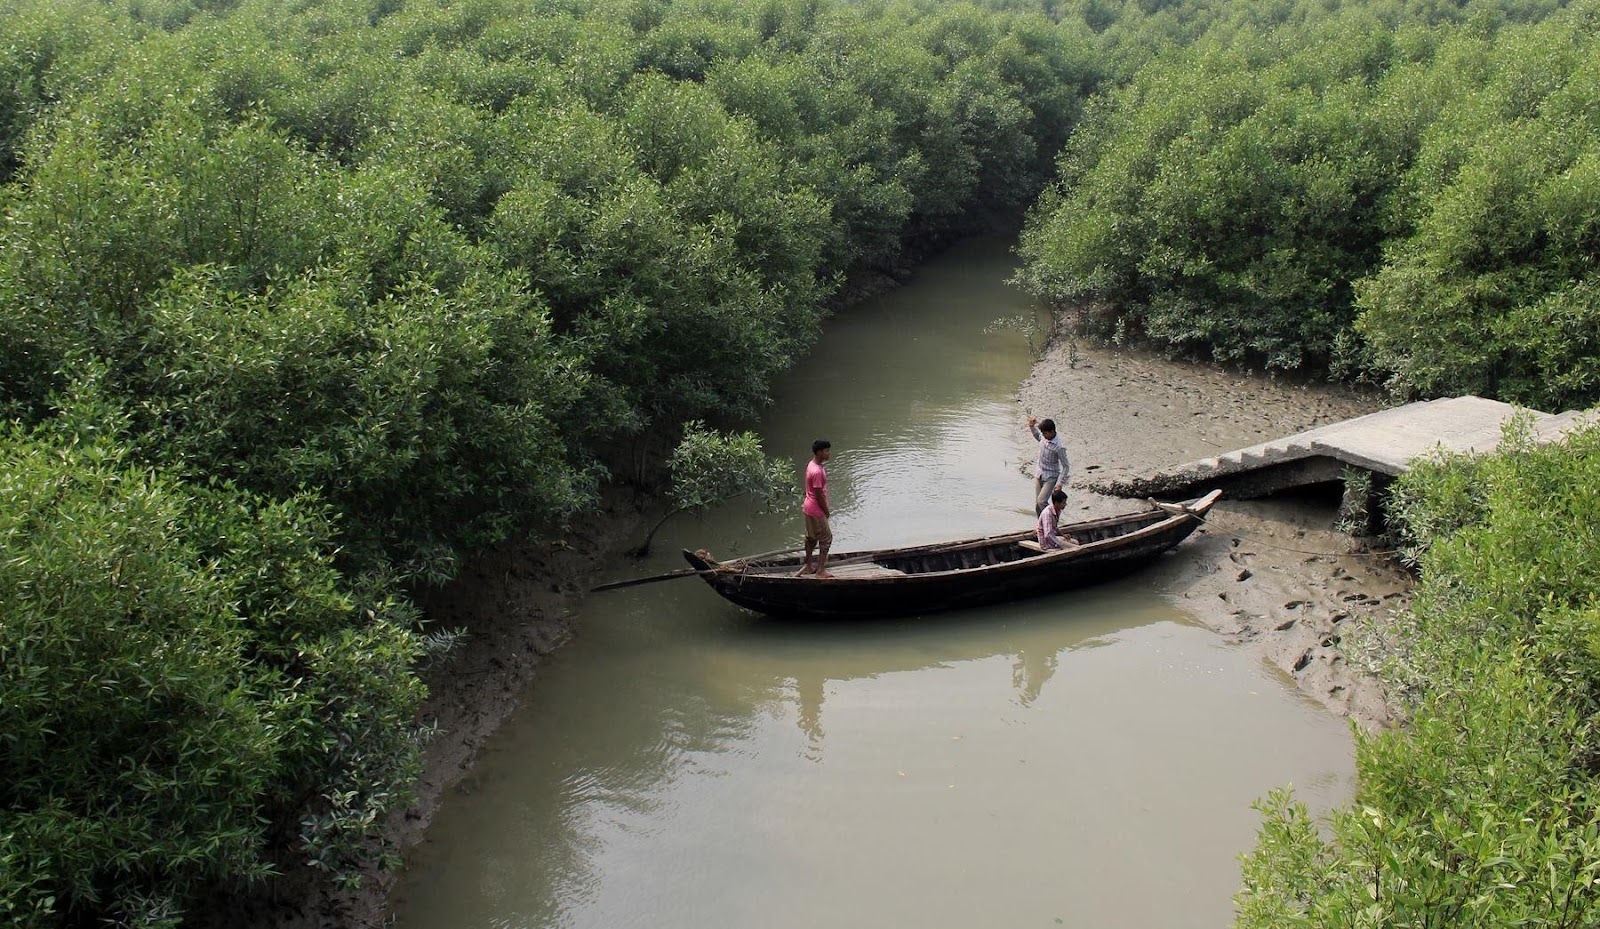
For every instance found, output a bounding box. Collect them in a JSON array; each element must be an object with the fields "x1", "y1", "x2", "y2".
[{"x1": 683, "y1": 491, "x2": 1220, "y2": 619}]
